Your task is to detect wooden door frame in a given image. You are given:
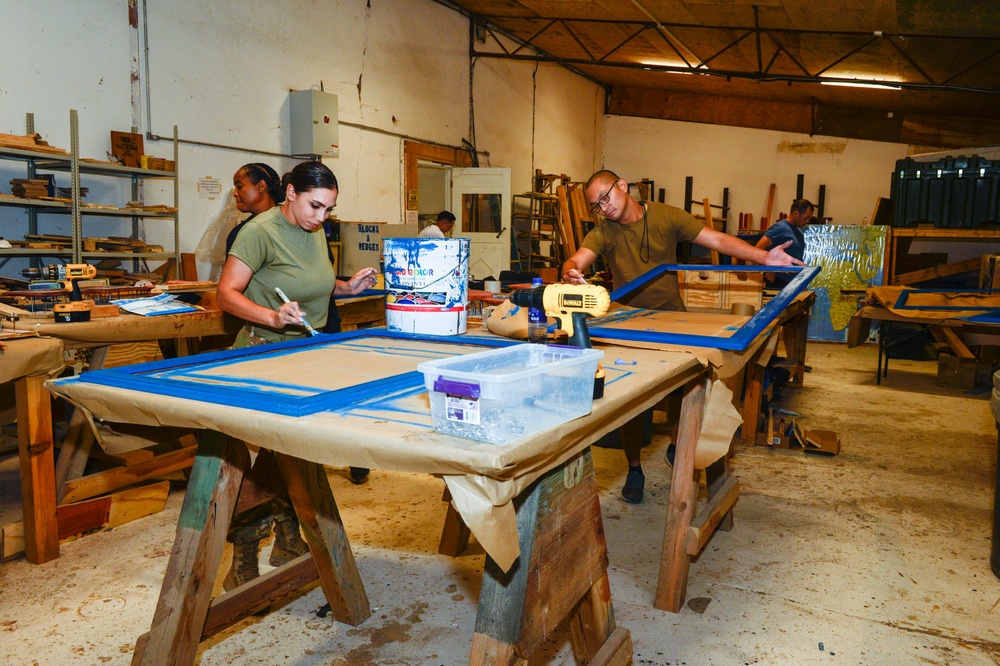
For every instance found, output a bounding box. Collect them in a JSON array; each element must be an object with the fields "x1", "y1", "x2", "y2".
[{"x1": 403, "y1": 141, "x2": 473, "y2": 218}]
